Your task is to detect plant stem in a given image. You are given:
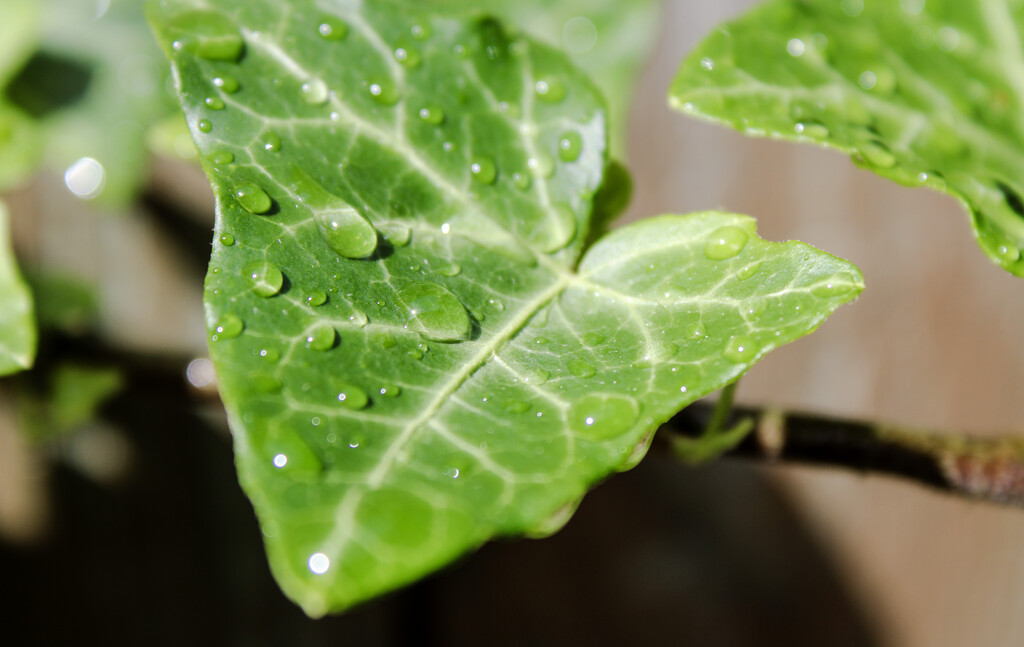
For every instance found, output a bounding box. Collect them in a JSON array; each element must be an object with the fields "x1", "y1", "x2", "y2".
[{"x1": 663, "y1": 403, "x2": 1024, "y2": 509}]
